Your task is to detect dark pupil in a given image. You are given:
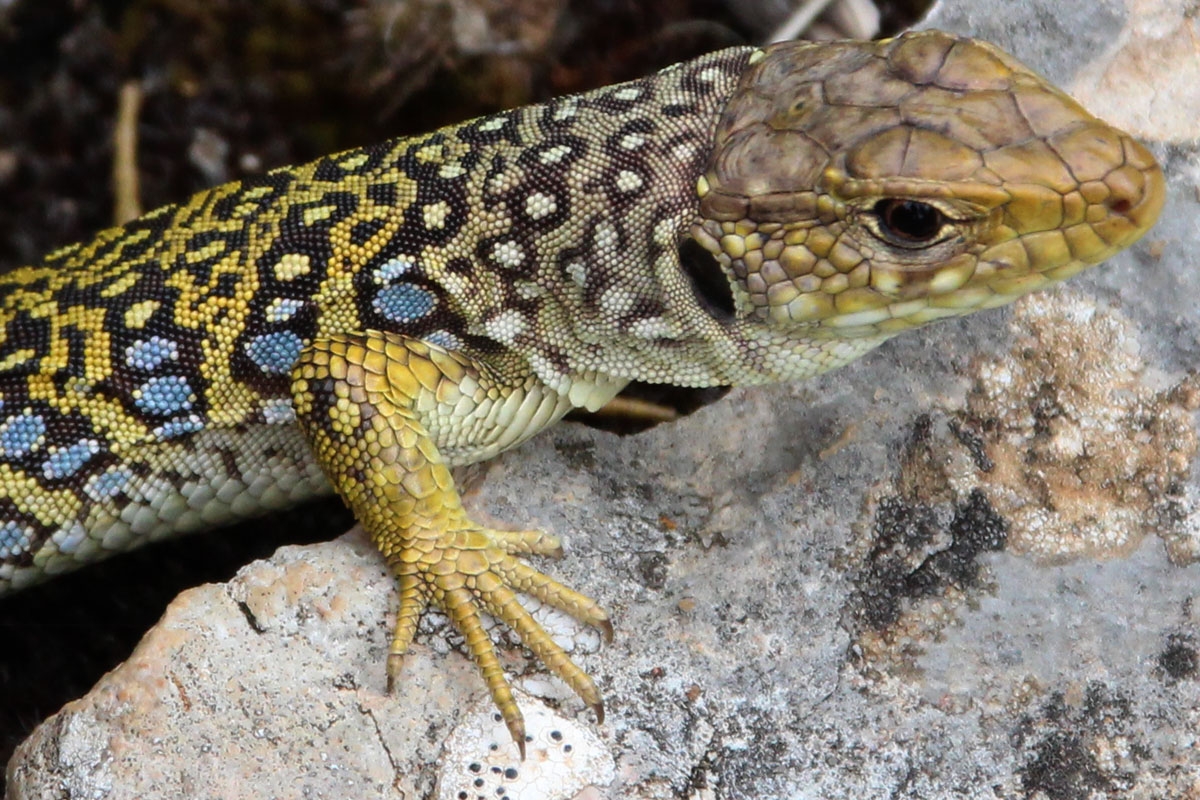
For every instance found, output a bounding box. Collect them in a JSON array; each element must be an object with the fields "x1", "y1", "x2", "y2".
[{"x1": 876, "y1": 199, "x2": 943, "y2": 243}]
